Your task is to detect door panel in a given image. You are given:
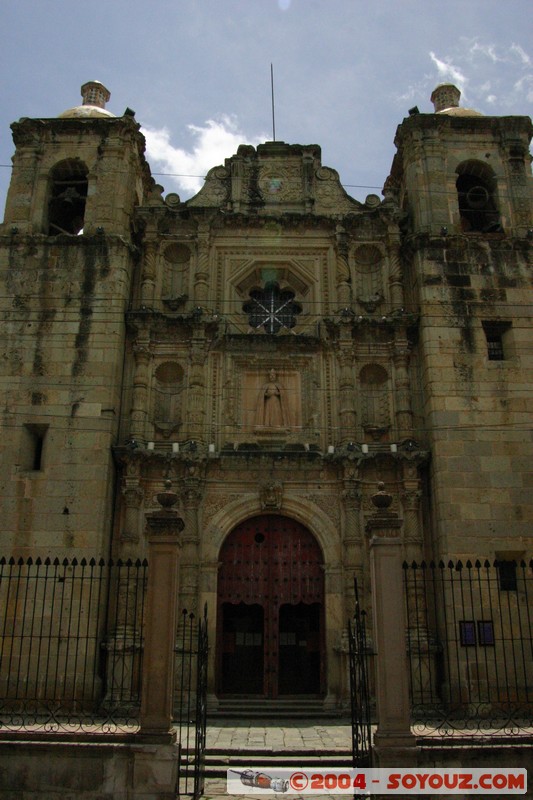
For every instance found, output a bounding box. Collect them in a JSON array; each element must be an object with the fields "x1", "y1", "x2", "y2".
[
  {"x1": 217, "y1": 515, "x2": 324, "y2": 698},
  {"x1": 220, "y1": 603, "x2": 264, "y2": 694},
  {"x1": 278, "y1": 602, "x2": 321, "y2": 694}
]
